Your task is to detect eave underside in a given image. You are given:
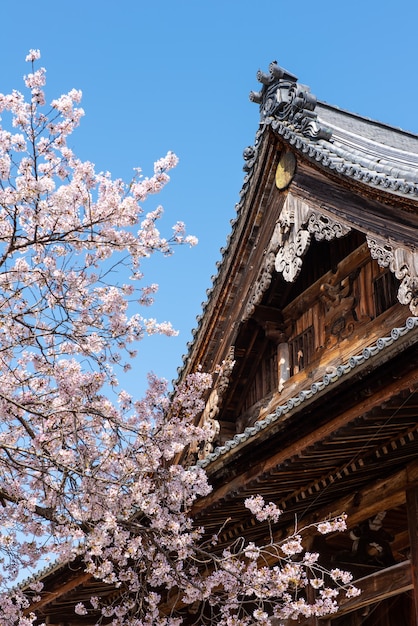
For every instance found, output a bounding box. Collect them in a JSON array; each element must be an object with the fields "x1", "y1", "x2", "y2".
[{"x1": 193, "y1": 344, "x2": 418, "y2": 551}]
